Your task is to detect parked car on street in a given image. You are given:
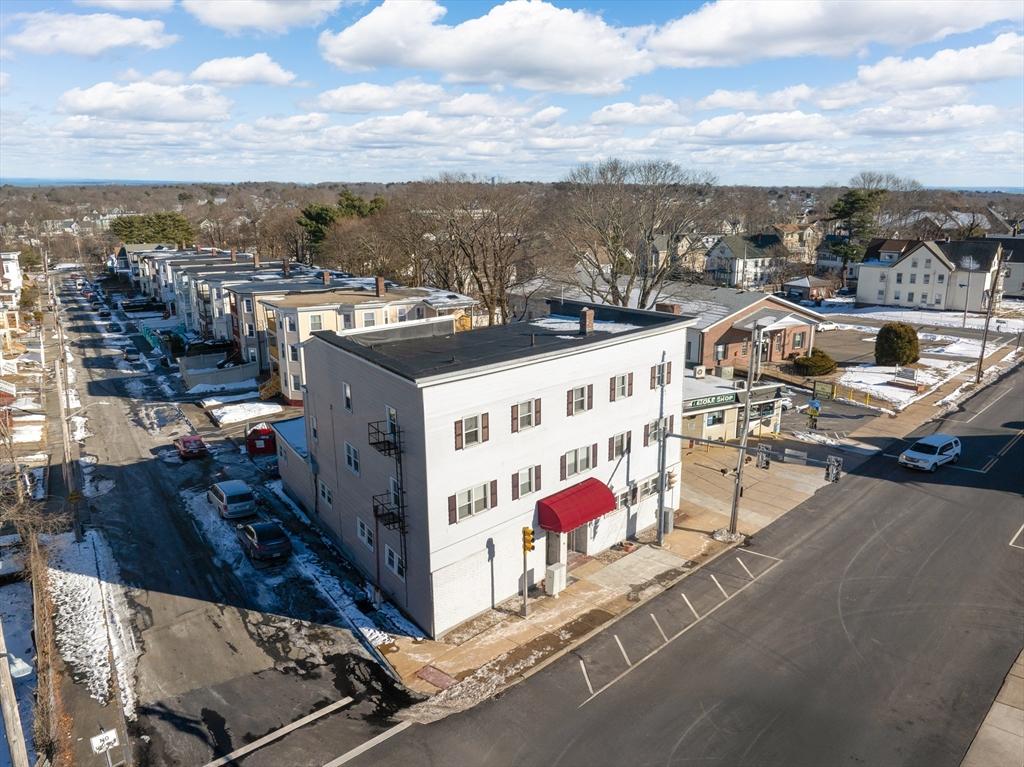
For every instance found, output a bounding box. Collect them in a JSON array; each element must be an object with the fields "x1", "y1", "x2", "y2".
[
  {"x1": 898, "y1": 434, "x2": 961, "y2": 472},
  {"x1": 122, "y1": 348, "x2": 141, "y2": 363},
  {"x1": 173, "y1": 435, "x2": 209, "y2": 459},
  {"x1": 816, "y1": 321, "x2": 840, "y2": 332},
  {"x1": 208, "y1": 480, "x2": 257, "y2": 519},
  {"x1": 235, "y1": 521, "x2": 292, "y2": 562}
]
